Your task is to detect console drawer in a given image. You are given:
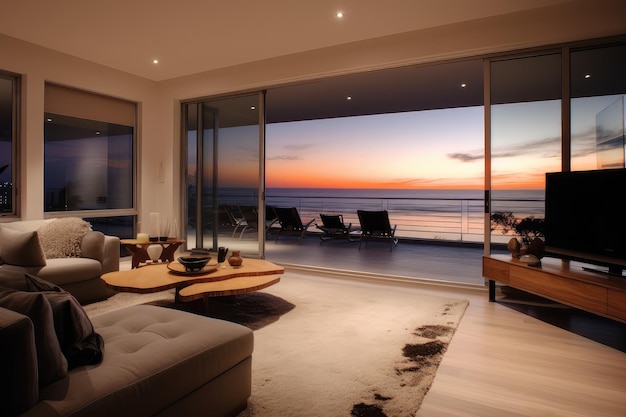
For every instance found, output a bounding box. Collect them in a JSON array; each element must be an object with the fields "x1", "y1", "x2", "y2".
[
  {"x1": 509, "y1": 265, "x2": 607, "y2": 314},
  {"x1": 483, "y1": 257, "x2": 510, "y2": 283}
]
